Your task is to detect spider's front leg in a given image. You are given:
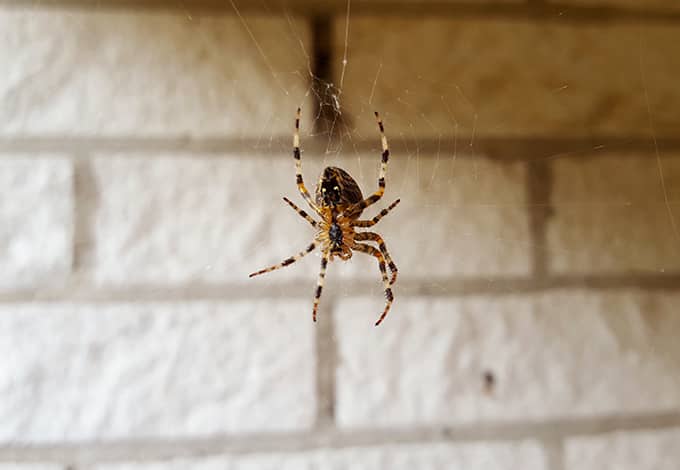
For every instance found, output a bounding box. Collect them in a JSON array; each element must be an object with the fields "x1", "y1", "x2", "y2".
[
  {"x1": 346, "y1": 112, "x2": 390, "y2": 217},
  {"x1": 293, "y1": 108, "x2": 323, "y2": 217}
]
